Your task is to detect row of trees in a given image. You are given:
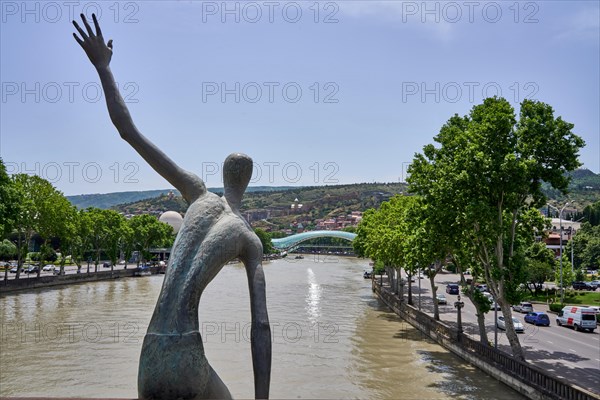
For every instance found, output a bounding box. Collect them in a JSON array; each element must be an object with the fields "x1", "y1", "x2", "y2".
[
  {"x1": 354, "y1": 97, "x2": 585, "y2": 361},
  {"x1": 0, "y1": 159, "x2": 174, "y2": 280}
]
